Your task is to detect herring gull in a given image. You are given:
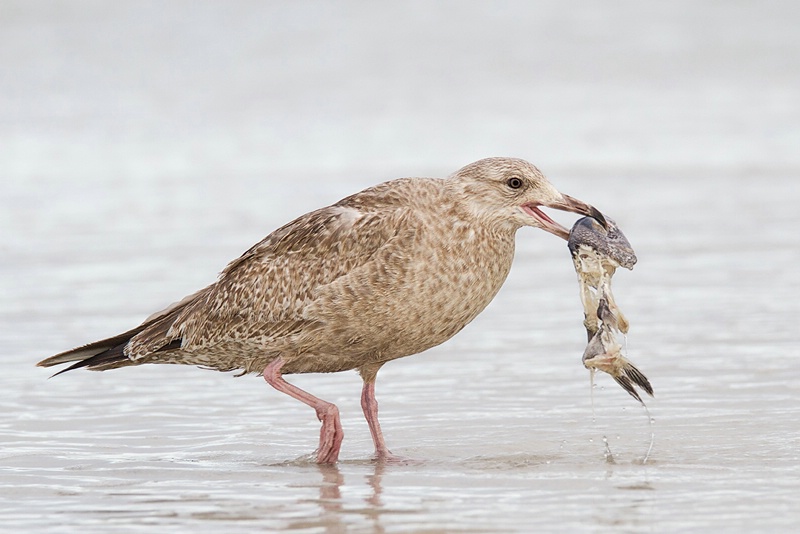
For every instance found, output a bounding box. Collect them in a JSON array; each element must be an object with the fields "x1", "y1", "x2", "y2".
[{"x1": 38, "y1": 157, "x2": 606, "y2": 464}]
